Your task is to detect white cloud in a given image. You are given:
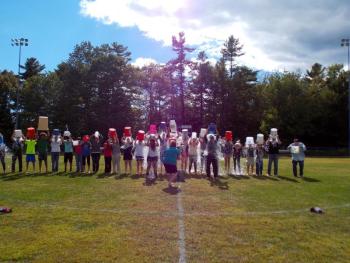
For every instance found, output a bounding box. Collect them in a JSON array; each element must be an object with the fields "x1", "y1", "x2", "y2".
[
  {"x1": 80, "y1": 0, "x2": 350, "y2": 72},
  {"x1": 132, "y1": 57, "x2": 158, "y2": 68}
]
